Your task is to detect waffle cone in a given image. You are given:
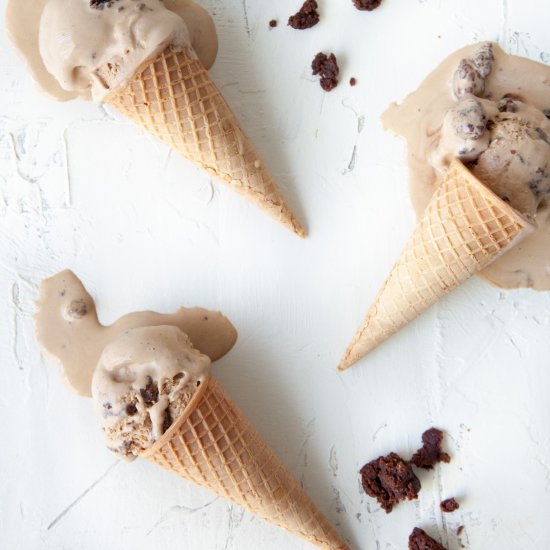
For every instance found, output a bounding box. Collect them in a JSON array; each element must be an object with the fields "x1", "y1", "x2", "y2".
[
  {"x1": 339, "y1": 159, "x2": 535, "y2": 371},
  {"x1": 106, "y1": 48, "x2": 304, "y2": 237},
  {"x1": 141, "y1": 375, "x2": 348, "y2": 549}
]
